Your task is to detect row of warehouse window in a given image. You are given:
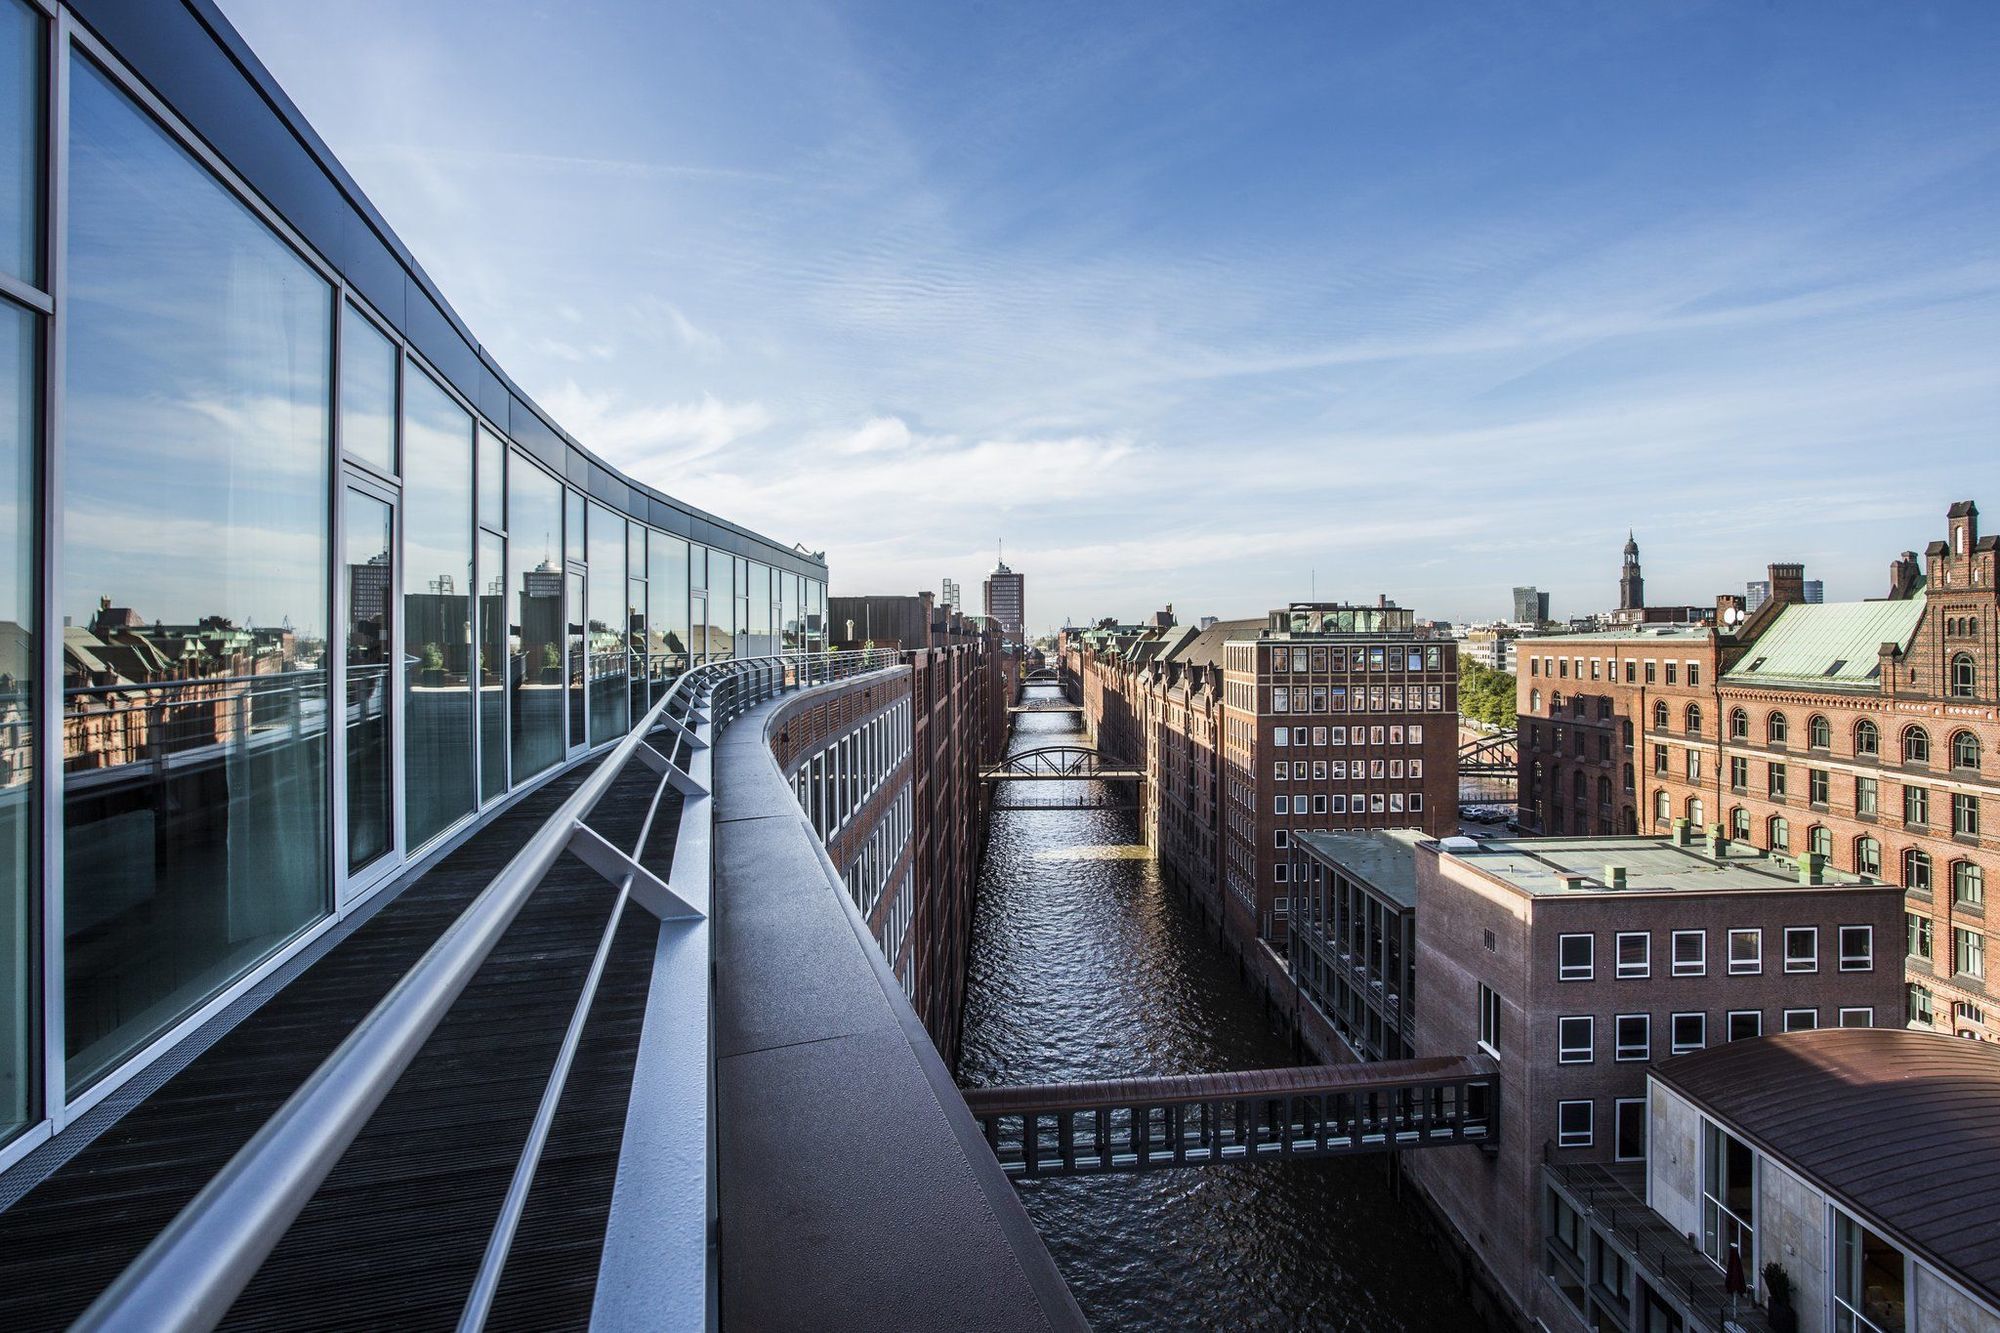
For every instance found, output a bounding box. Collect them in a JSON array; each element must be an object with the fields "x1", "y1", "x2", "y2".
[
  {"x1": 1554, "y1": 1007, "x2": 1875, "y2": 1067},
  {"x1": 1530, "y1": 655, "x2": 1702, "y2": 687},
  {"x1": 796, "y1": 702, "x2": 912, "y2": 843},
  {"x1": 1268, "y1": 645, "x2": 1446, "y2": 673},
  {"x1": 1555, "y1": 926, "x2": 1875, "y2": 980}
]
